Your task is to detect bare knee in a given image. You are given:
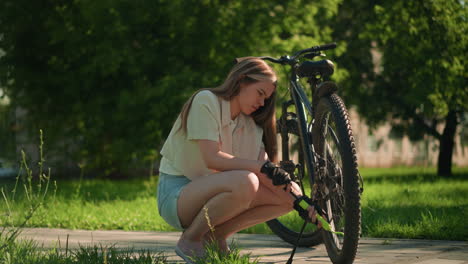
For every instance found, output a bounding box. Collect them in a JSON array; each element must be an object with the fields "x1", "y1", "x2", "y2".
[{"x1": 232, "y1": 170, "x2": 259, "y2": 208}]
